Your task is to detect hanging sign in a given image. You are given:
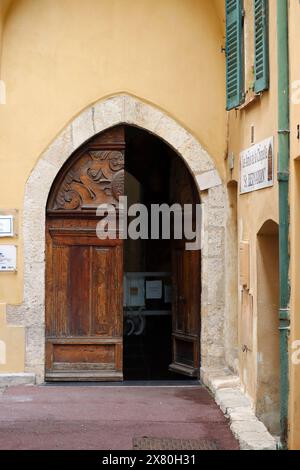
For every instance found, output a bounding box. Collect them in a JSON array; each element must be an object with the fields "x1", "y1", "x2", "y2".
[
  {"x1": 240, "y1": 137, "x2": 274, "y2": 194},
  {"x1": 0, "y1": 245, "x2": 17, "y2": 271}
]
